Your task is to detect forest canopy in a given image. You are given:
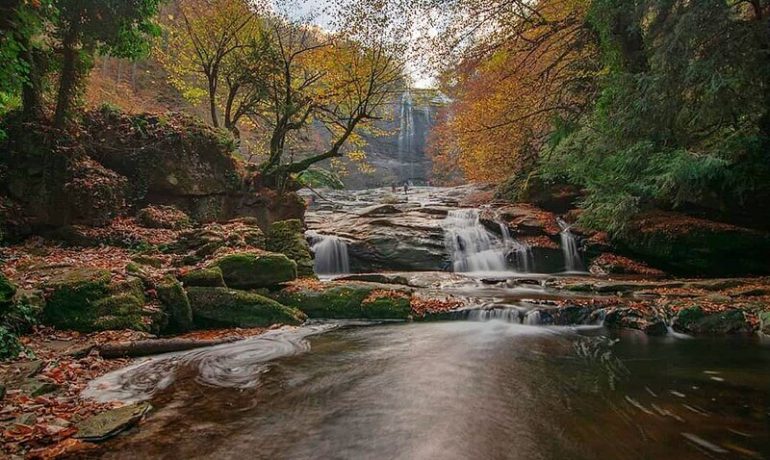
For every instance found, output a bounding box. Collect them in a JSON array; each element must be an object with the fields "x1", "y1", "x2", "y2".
[{"x1": 424, "y1": 0, "x2": 770, "y2": 233}]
